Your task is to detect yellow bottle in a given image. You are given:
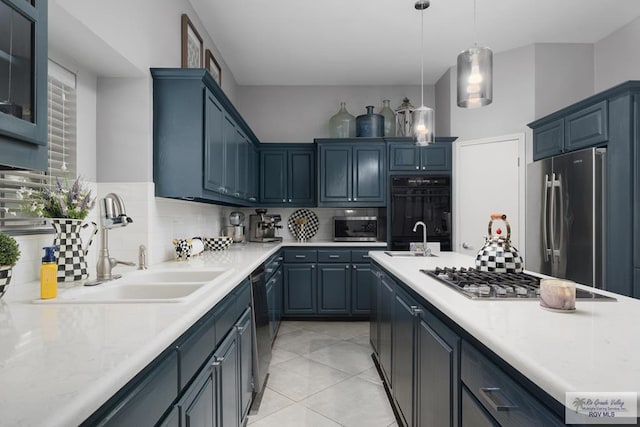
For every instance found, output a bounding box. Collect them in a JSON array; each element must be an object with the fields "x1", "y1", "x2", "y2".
[{"x1": 41, "y1": 246, "x2": 58, "y2": 300}]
